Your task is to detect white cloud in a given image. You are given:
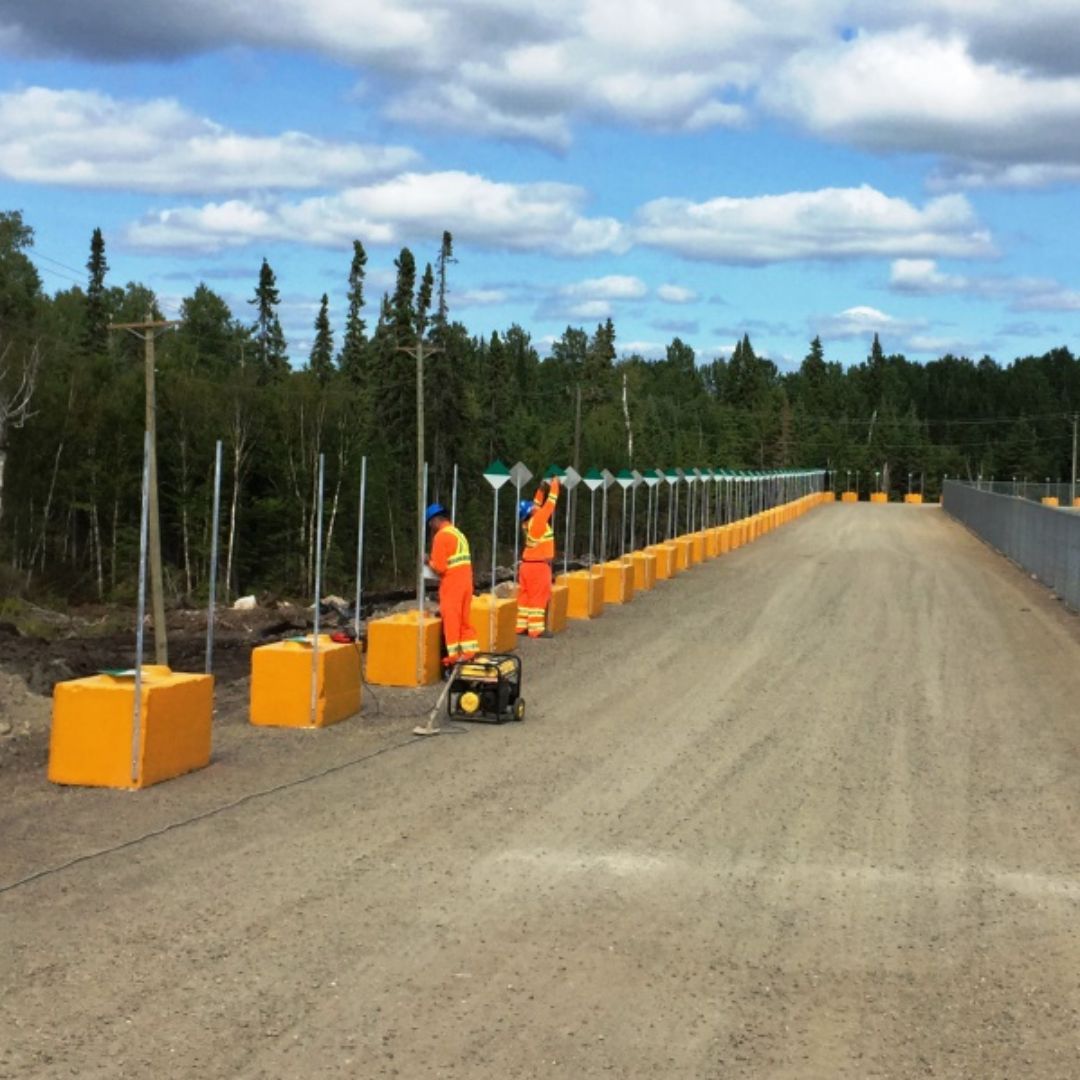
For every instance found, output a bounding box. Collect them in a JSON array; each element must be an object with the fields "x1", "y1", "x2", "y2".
[
  {"x1": 889, "y1": 259, "x2": 970, "y2": 294},
  {"x1": 126, "y1": 171, "x2": 626, "y2": 256},
  {"x1": 455, "y1": 288, "x2": 510, "y2": 307},
  {"x1": 567, "y1": 300, "x2": 613, "y2": 319},
  {"x1": 765, "y1": 27, "x2": 1080, "y2": 189},
  {"x1": 633, "y1": 185, "x2": 994, "y2": 263},
  {"x1": 0, "y1": 86, "x2": 417, "y2": 193},
  {"x1": 560, "y1": 275, "x2": 647, "y2": 300},
  {"x1": 889, "y1": 259, "x2": 1080, "y2": 311},
  {"x1": 620, "y1": 339, "x2": 668, "y2": 360},
  {"x1": 0, "y1": 0, "x2": 823, "y2": 148},
  {"x1": 657, "y1": 284, "x2": 698, "y2": 304},
  {"x1": 815, "y1": 305, "x2": 924, "y2": 340}
]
